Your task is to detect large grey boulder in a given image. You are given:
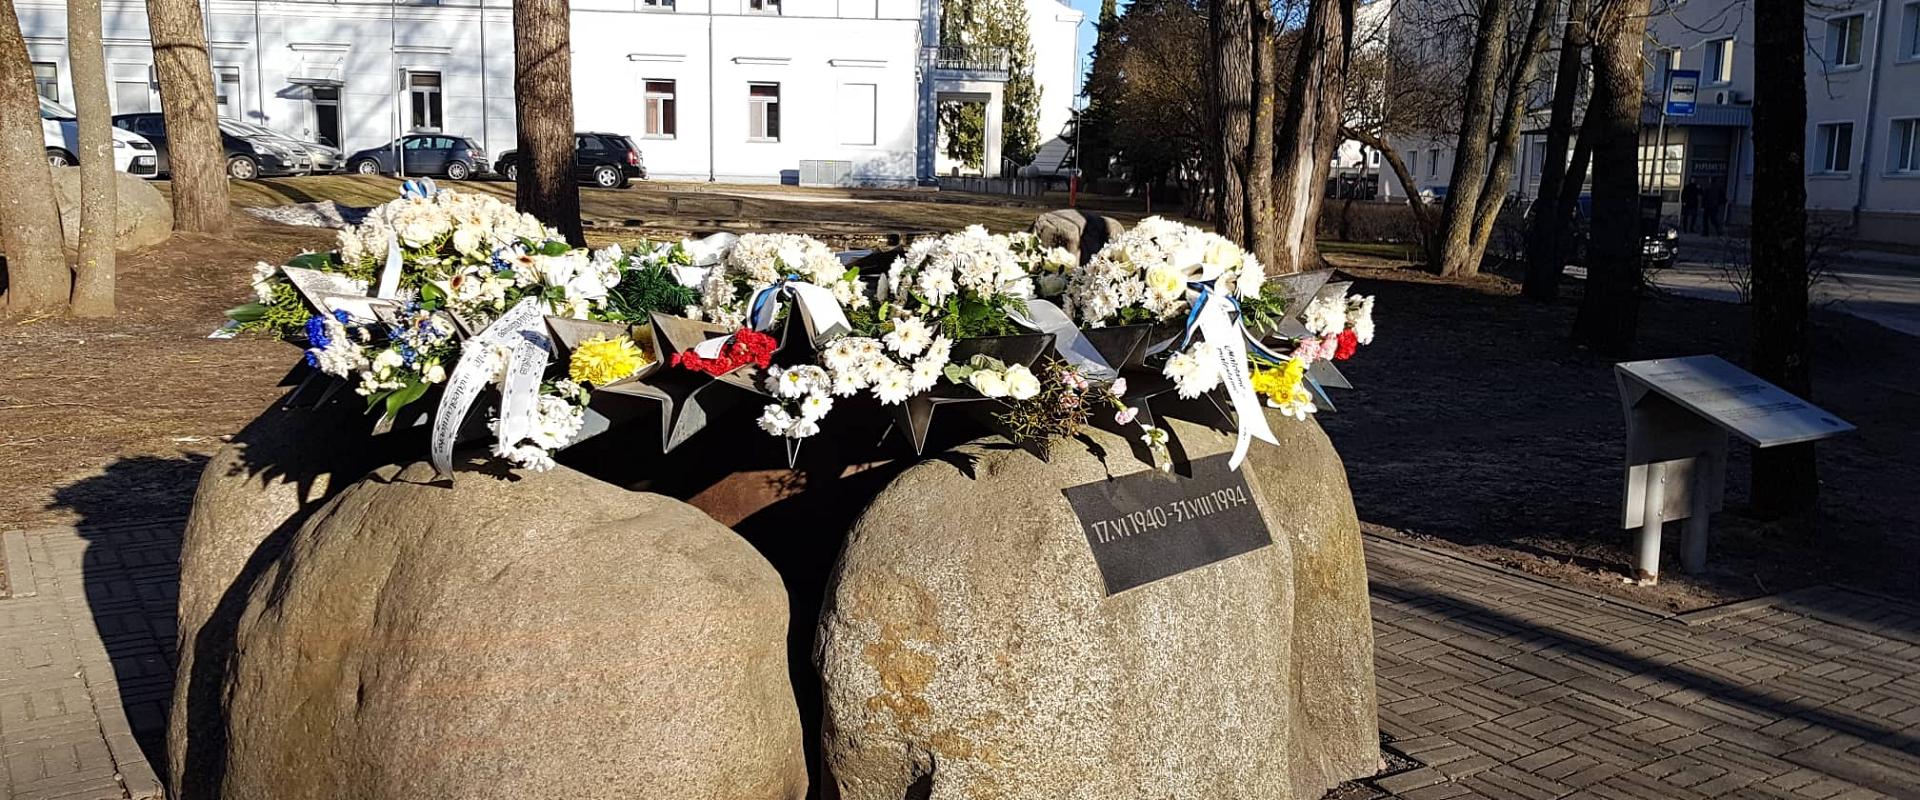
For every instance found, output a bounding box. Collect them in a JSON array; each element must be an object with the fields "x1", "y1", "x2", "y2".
[
  {"x1": 1249, "y1": 417, "x2": 1382, "y2": 799},
  {"x1": 817, "y1": 412, "x2": 1378, "y2": 800},
  {"x1": 1031, "y1": 209, "x2": 1126, "y2": 264},
  {"x1": 171, "y1": 399, "x2": 419, "y2": 798},
  {"x1": 215, "y1": 460, "x2": 806, "y2": 800},
  {"x1": 49, "y1": 165, "x2": 171, "y2": 251}
]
